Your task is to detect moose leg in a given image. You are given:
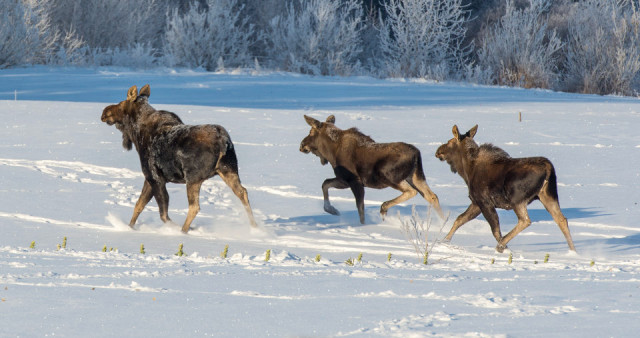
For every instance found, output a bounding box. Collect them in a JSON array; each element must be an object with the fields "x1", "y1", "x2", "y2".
[
  {"x1": 129, "y1": 180, "x2": 153, "y2": 228},
  {"x1": 349, "y1": 181, "x2": 366, "y2": 224},
  {"x1": 181, "y1": 181, "x2": 203, "y2": 233},
  {"x1": 539, "y1": 192, "x2": 576, "y2": 251},
  {"x1": 479, "y1": 205, "x2": 505, "y2": 252},
  {"x1": 219, "y1": 171, "x2": 258, "y2": 227},
  {"x1": 380, "y1": 181, "x2": 417, "y2": 220},
  {"x1": 151, "y1": 181, "x2": 171, "y2": 224},
  {"x1": 497, "y1": 204, "x2": 531, "y2": 252},
  {"x1": 410, "y1": 174, "x2": 445, "y2": 219},
  {"x1": 322, "y1": 178, "x2": 349, "y2": 215},
  {"x1": 444, "y1": 203, "x2": 481, "y2": 241}
]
